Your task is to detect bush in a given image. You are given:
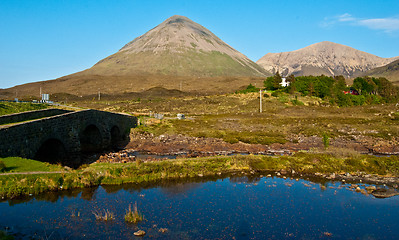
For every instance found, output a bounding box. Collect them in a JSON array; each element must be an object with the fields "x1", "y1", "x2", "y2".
[
  {"x1": 0, "y1": 160, "x2": 5, "y2": 172},
  {"x1": 336, "y1": 92, "x2": 353, "y2": 107},
  {"x1": 322, "y1": 133, "x2": 330, "y2": 149},
  {"x1": 236, "y1": 84, "x2": 259, "y2": 94},
  {"x1": 278, "y1": 95, "x2": 289, "y2": 103},
  {"x1": 271, "y1": 91, "x2": 280, "y2": 97},
  {"x1": 365, "y1": 95, "x2": 382, "y2": 105},
  {"x1": 350, "y1": 95, "x2": 366, "y2": 106}
]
